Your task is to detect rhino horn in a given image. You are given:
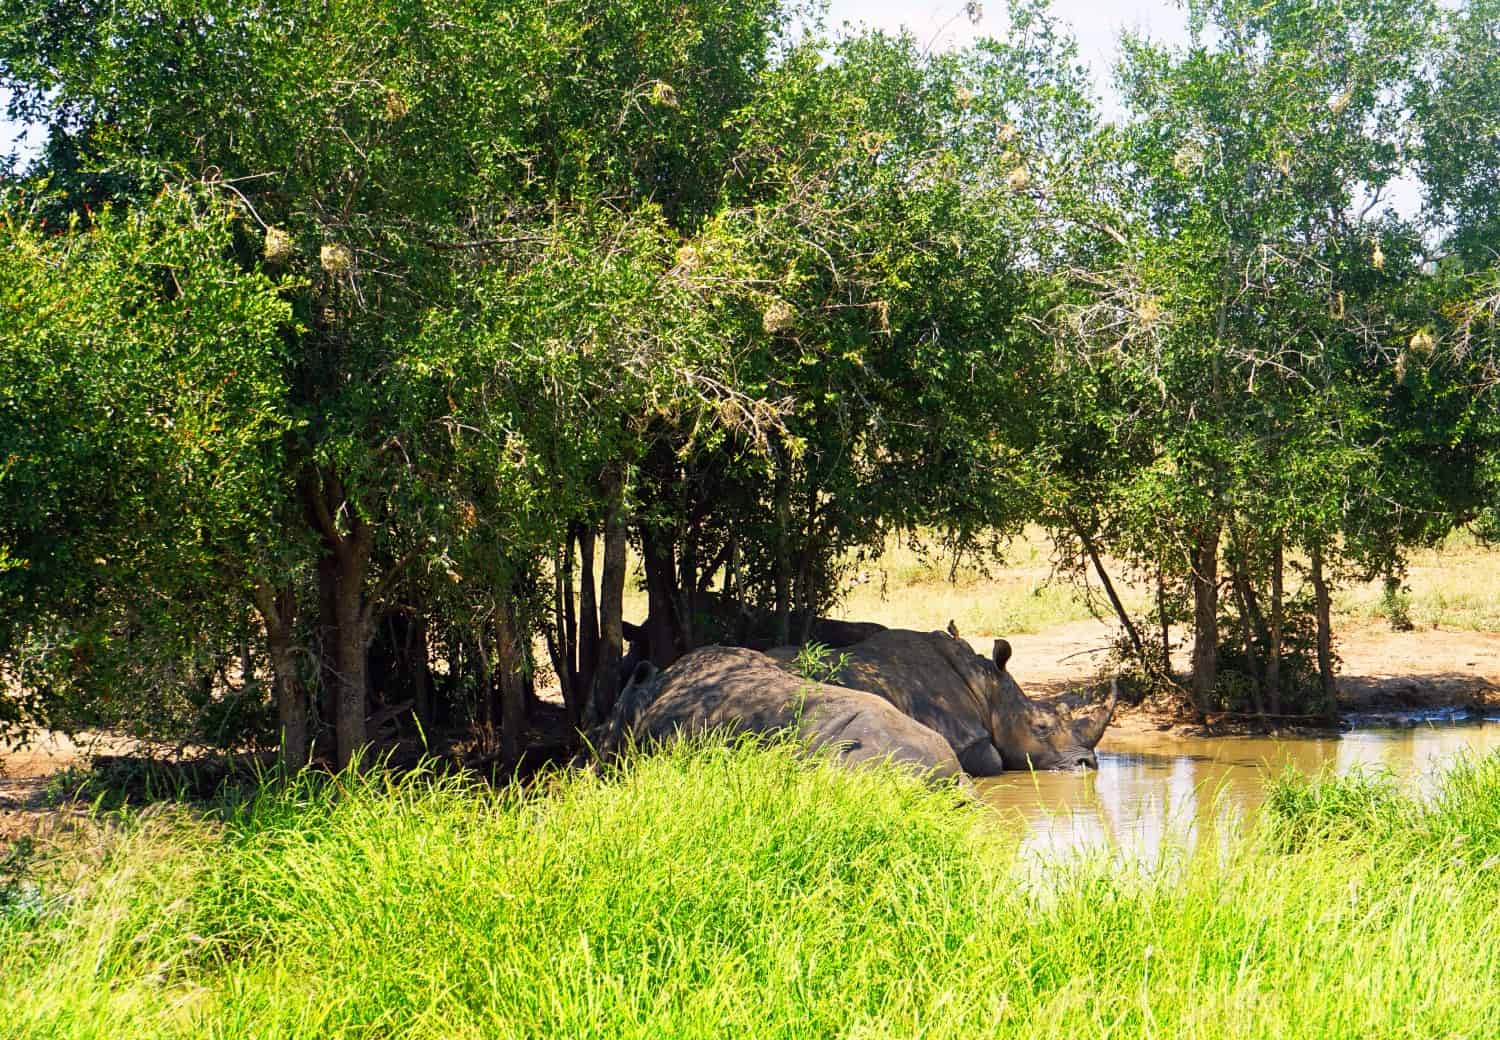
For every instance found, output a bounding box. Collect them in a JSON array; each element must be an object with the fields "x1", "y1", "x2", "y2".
[{"x1": 1074, "y1": 677, "x2": 1119, "y2": 748}]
